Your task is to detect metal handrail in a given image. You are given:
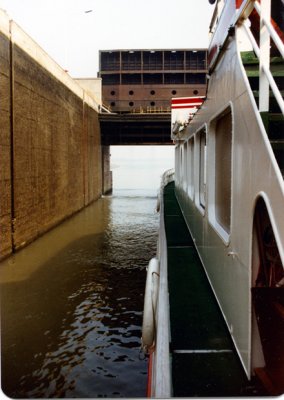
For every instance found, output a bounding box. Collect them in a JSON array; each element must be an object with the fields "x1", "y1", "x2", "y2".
[
  {"x1": 254, "y1": 1, "x2": 284, "y2": 58},
  {"x1": 243, "y1": 20, "x2": 260, "y2": 57},
  {"x1": 262, "y1": 64, "x2": 284, "y2": 114},
  {"x1": 160, "y1": 169, "x2": 175, "y2": 189},
  {"x1": 131, "y1": 106, "x2": 171, "y2": 114},
  {"x1": 240, "y1": 0, "x2": 284, "y2": 115},
  {"x1": 101, "y1": 103, "x2": 113, "y2": 113}
]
